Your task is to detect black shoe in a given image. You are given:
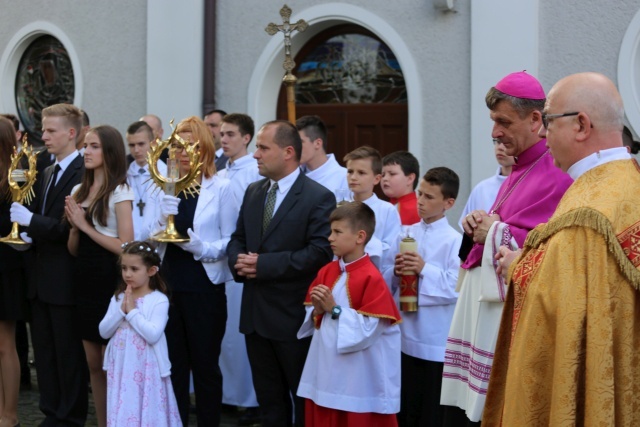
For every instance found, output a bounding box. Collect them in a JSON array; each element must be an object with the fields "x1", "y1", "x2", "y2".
[{"x1": 237, "y1": 407, "x2": 261, "y2": 426}]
